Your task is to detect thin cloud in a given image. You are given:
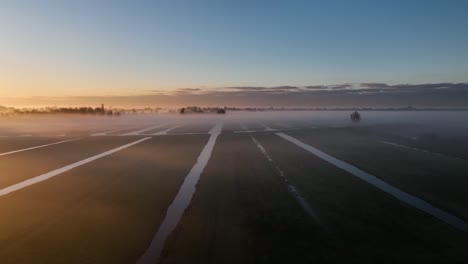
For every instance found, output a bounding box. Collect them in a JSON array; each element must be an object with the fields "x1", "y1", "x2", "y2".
[
  {"x1": 360, "y1": 83, "x2": 390, "y2": 88},
  {"x1": 4, "y1": 83, "x2": 468, "y2": 108},
  {"x1": 177, "y1": 88, "x2": 202, "y2": 92},
  {"x1": 304, "y1": 85, "x2": 327, "y2": 89}
]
